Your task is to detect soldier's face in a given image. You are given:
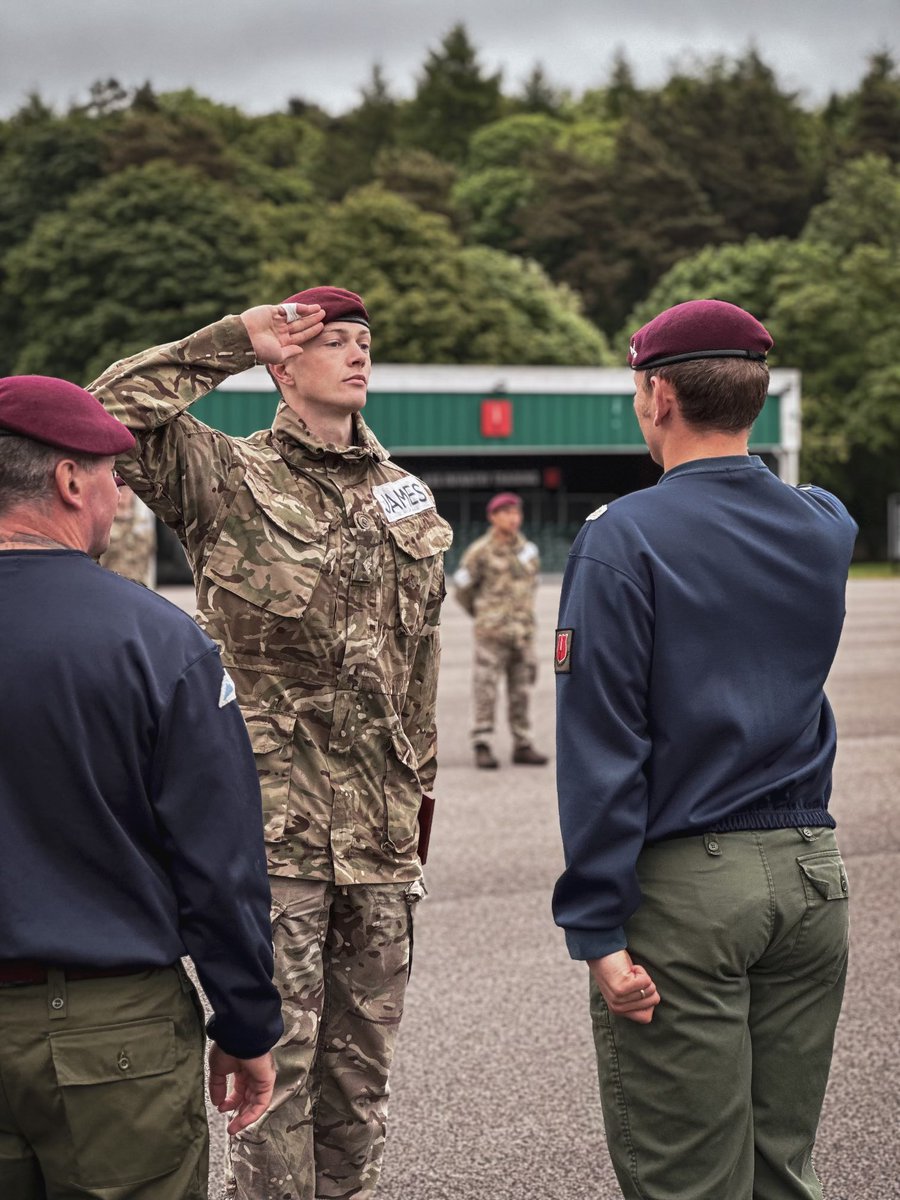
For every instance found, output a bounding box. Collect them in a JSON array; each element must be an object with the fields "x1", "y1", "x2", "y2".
[
  {"x1": 281, "y1": 322, "x2": 372, "y2": 414},
  {"x1": 489, "y1": 506, "x2": 522, "y2": 536}
]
